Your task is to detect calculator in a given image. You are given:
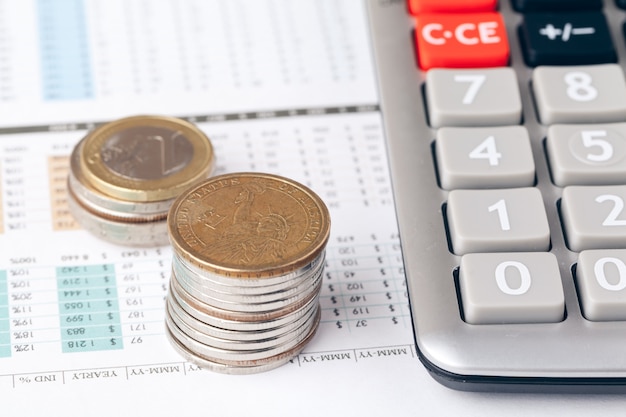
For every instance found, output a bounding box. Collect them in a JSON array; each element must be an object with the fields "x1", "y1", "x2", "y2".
[{"x1": 366, "y1": 0, "x2": 626, "y2": 392}]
